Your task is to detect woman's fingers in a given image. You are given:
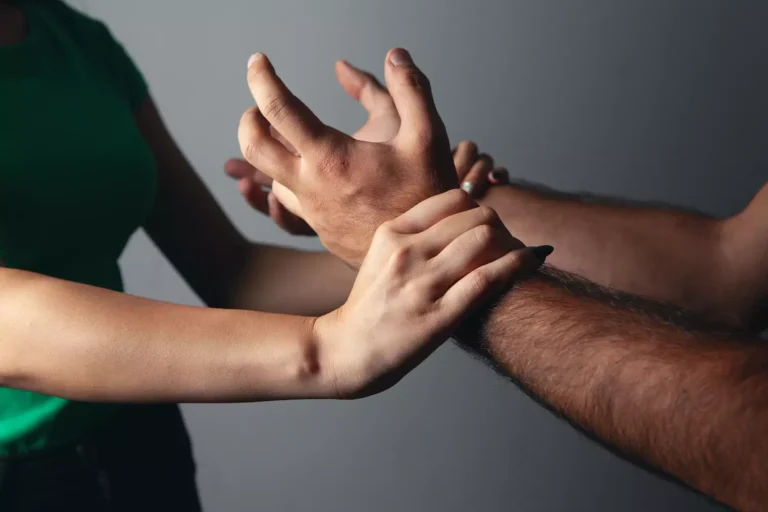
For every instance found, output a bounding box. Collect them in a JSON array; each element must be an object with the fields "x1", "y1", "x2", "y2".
[
  {"x1": 453, "y1": 141, "x2": 479, "y2": 181},
  {"x1": 439, "y1": 247, "x2": 548, "y2": 320},
  {"x1": 425, "y1": 223, "x2": 516, "y2": 296},
  {"x1": 460, "y1": 154, "x2": 494, "y2": 198},
  {"x1": 415, "y1": 204, "x2": 501, "y2": 258},
  {"x1": 388, "y1": 189, "x2": 476, "y2": 234},
  {"x1": 488, "y1": 167, "x2": 510, "y2": 186}
]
